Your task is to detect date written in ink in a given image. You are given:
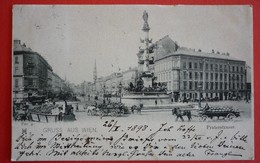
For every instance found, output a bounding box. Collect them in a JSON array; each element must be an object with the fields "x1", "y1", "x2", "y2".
[
  {"x1": 127, "y1": 125, "x2": 148, "y2": 133},
  {"x1": 103, "y1": 120, "x2": 120, "y2": 132}
]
